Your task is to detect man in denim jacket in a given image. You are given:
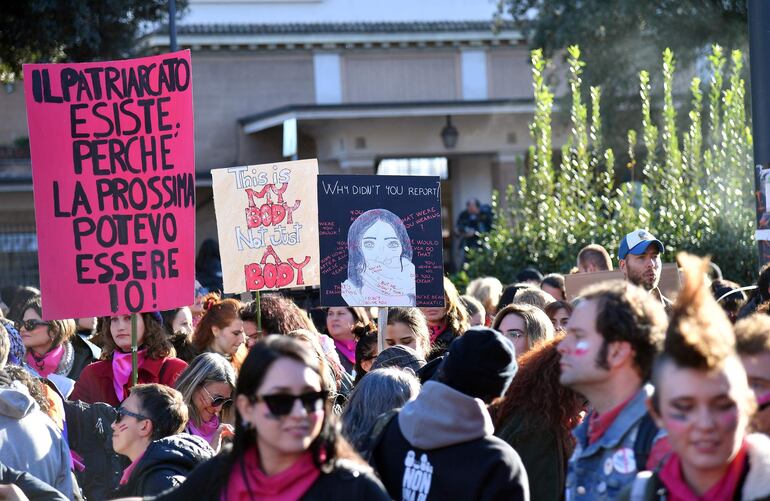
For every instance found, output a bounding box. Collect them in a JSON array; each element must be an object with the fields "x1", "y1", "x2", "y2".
[{"x1": 558, "y1": 280, "x2": 667, "y2": 500}]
